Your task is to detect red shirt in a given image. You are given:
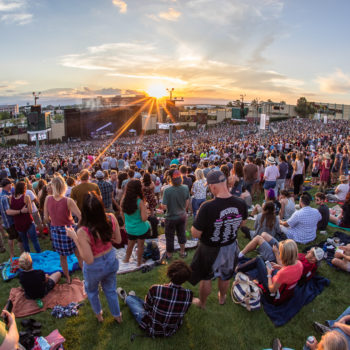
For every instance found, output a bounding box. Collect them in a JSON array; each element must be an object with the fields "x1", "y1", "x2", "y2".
[{"x1": 298, "y1": 253, "x2": 317, "y2": 281}]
